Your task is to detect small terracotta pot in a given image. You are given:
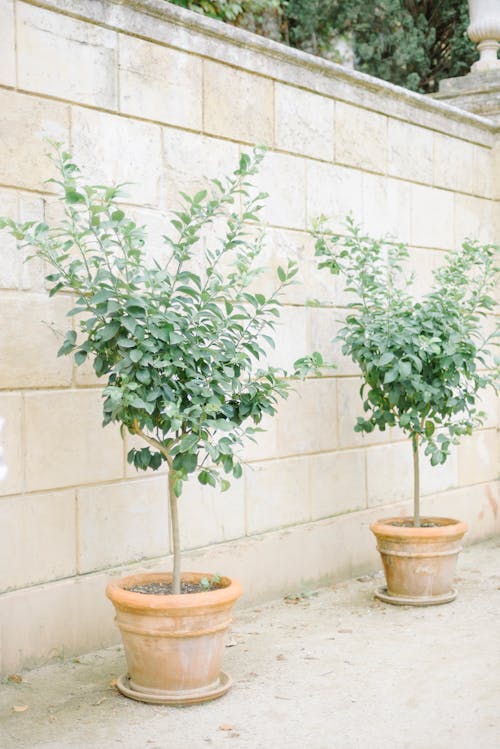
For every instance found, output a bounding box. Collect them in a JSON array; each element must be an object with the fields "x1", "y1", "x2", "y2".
[
  {"x1": 370, "y1": 517, "x2": 467, "y2": 606},
  {"x1": 106, "y1": 571, "x2": 242, "y2": 705}
]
